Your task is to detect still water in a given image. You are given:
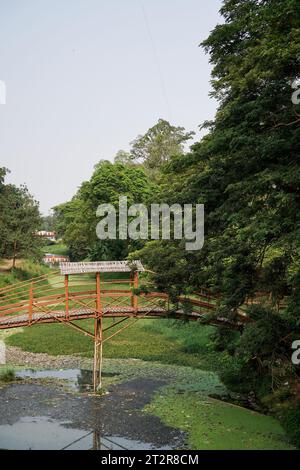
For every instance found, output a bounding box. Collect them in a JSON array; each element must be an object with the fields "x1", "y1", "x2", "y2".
[
  {"x1": 0, "y1": 415, "x2": 167, "y2": 450},
  {"x1": 0, "y1": 369, "x2": 175, "y2": 450}
]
